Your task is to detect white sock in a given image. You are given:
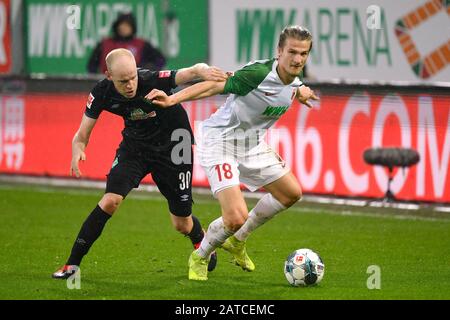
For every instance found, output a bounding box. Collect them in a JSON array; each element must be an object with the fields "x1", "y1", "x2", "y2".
[
  {"x1": 234, "y1": 193, "x2": 286, "y2": 241},
  {"x1": 197, "y1": 217, "x2": 234, "y2": 258}
]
